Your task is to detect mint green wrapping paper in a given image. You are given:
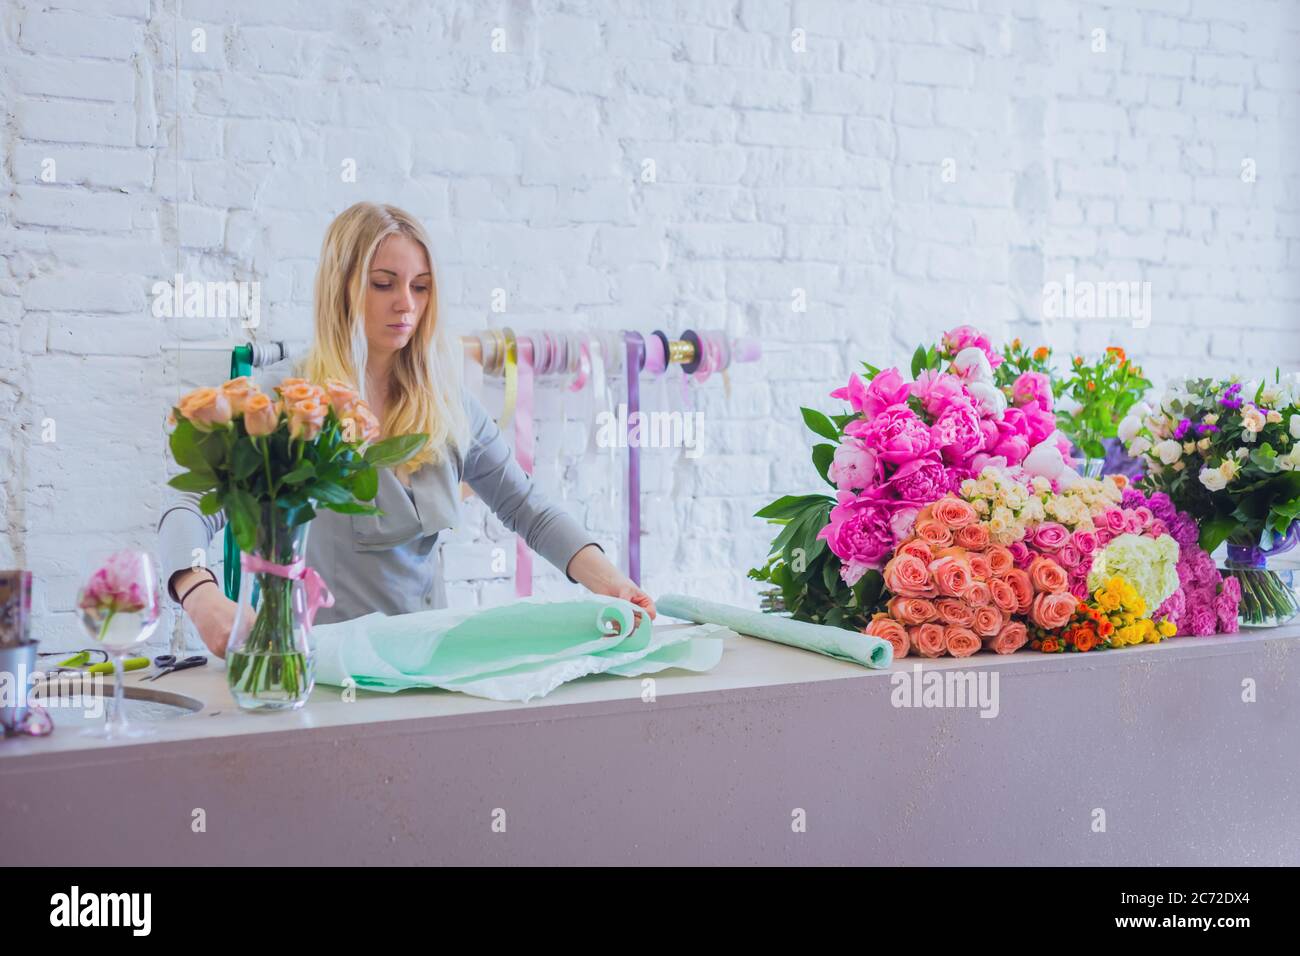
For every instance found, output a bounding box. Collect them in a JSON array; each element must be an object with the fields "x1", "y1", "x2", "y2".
[
  {"x1": 657, "y1": 594, "x2": 893, "y2": 669},
  {"x1": 311, "y1": 597, "x2": 729, "y2": 702}
]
